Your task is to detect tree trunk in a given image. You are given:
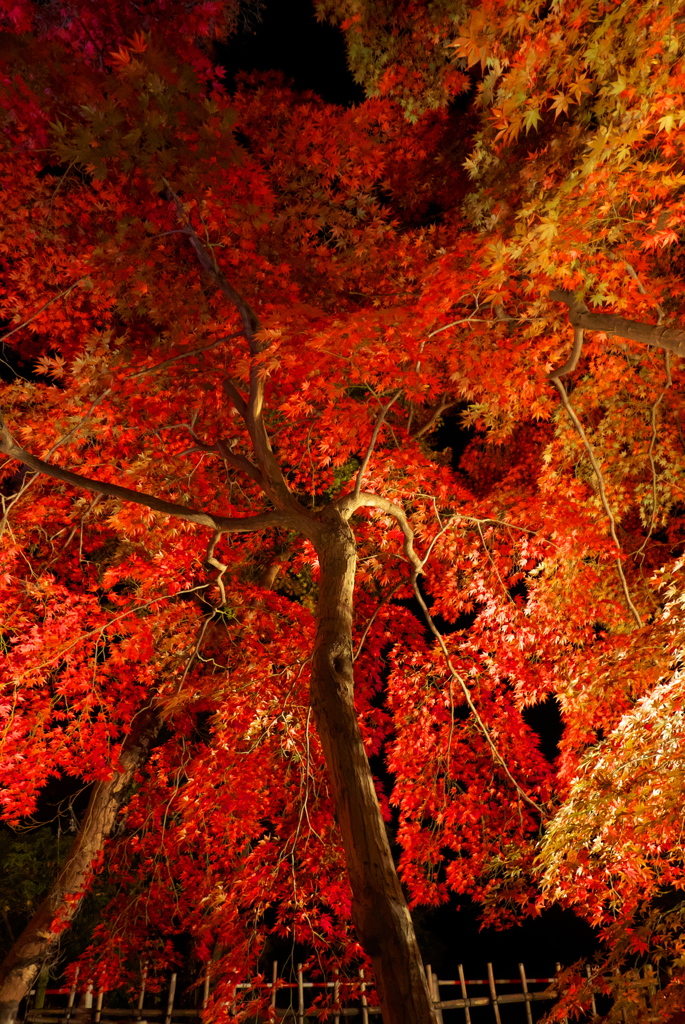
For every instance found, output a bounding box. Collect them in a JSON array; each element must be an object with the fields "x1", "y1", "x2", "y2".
[
  {"x1": 310, "y1": 509, "x2": 437, "y2": 1024},
  {"x1": 0, "y1": 710, "x2": 160, "y2": 1024}
]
